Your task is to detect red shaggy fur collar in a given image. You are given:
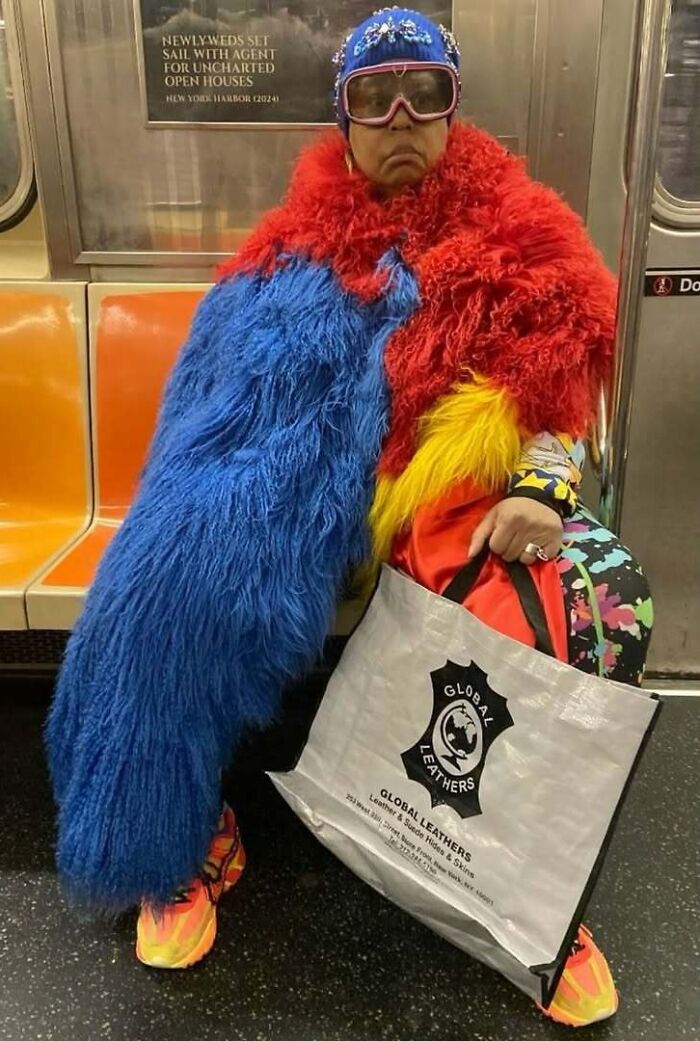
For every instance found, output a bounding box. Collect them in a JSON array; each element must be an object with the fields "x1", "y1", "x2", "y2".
[{"x1": 219, "y1": 123, "x2": 616, "y2": 474}]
